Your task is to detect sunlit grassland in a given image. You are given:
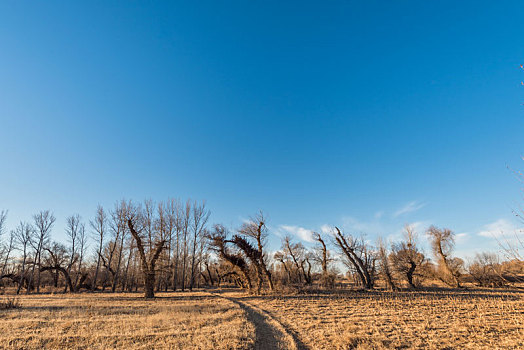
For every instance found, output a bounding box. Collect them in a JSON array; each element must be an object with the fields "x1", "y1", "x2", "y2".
[
  {"x1": 0, "y1": 292, "x2": 254, "y2": 350},
  {"x1": 0, "y1": 288, "x2": 522, "y2": 349}
]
